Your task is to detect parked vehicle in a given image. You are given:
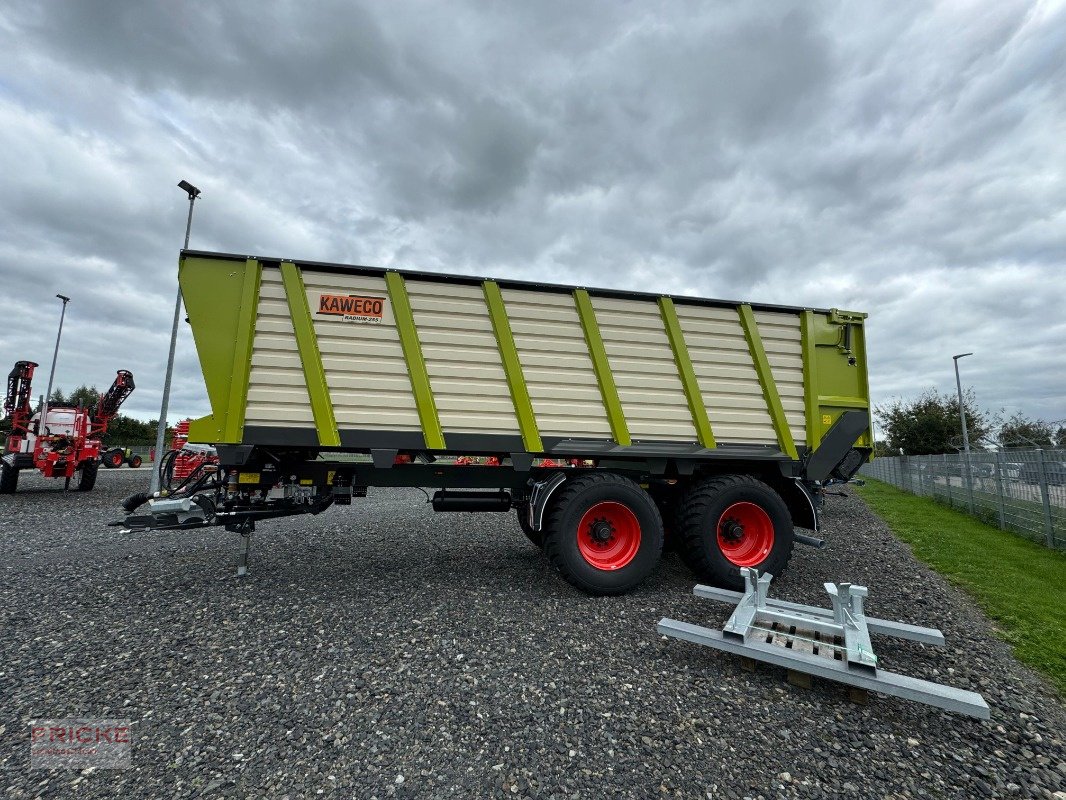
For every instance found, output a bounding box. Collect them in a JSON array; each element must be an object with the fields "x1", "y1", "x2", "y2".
[
  {"x1": 102, "y1": 447, "x2": 144, "y2": 468},
  {"x1": 119, "y1": 250, "x2": 873, "y2": 595},
  {"x1": 2, "y1": 361, "x2": 134, "y2": 492}
]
